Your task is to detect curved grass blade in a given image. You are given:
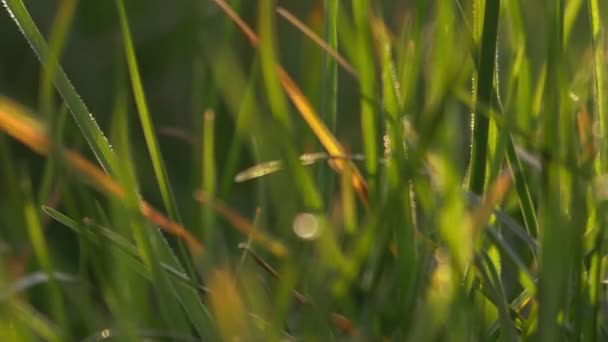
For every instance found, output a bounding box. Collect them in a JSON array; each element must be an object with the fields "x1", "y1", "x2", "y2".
[{"x1": 1, "y1": 0, "x2": 118, "y2": 175}]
